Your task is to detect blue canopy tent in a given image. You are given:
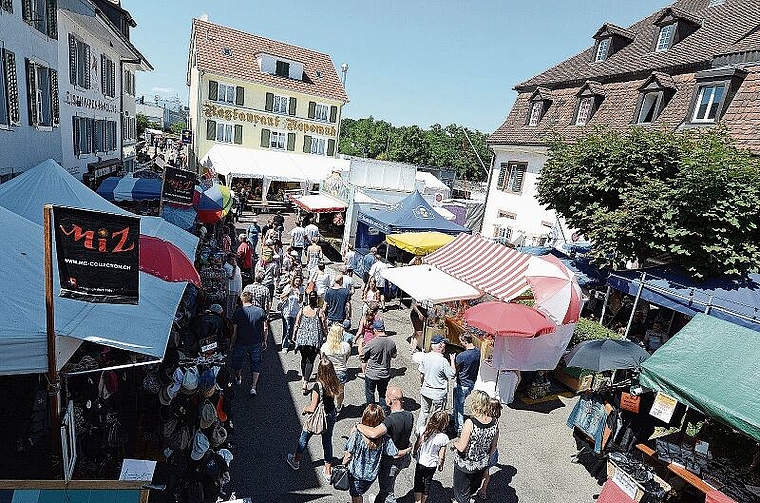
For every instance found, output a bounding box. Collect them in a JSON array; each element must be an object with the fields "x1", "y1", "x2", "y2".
[
  {"x1": 96, "y1": 176, "x2": 162, "y2": 201},
  {"x1": 355, "y1": 191, "x2": 470, "y2": 249},
  {"x1": 607, "y1": 266, "x2": 760, "y2": 332}
]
